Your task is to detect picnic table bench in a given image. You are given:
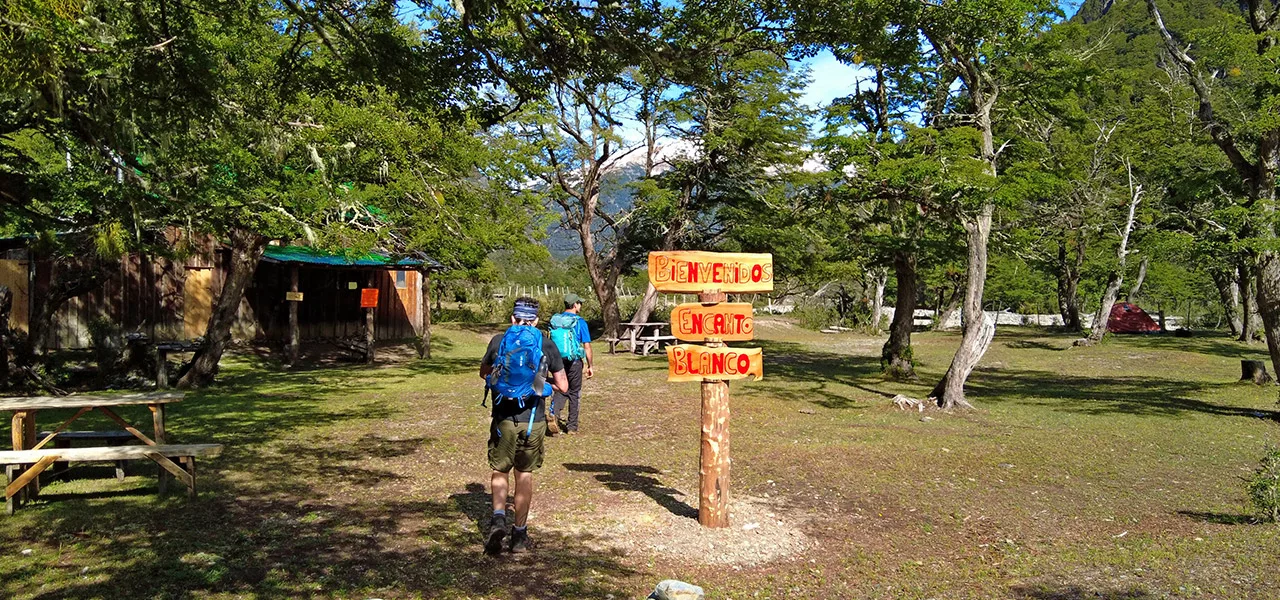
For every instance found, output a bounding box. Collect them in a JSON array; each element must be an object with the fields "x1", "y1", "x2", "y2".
[
  {"x1": 0, "y1": 391, "x2": 222, "y2": 514},
  {"x1": 639, "y1": 332, "x2": 678, "y2": 356},
  {"x1": 38, "y1": 430, "x2": 136, "y2": 481},
  {"x1": 618, "y1": 322, "x2": 676, "y2": 355},
  {"x1": 2, "y1": 444, "x2": 222, "y2": 510}
]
